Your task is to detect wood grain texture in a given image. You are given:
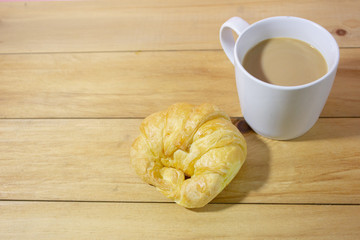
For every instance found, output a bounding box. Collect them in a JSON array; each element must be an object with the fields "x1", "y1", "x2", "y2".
[
  {"x1": 0, "y1": 201, "x2": 359, "y2": 240},
  {"x1": 0, "y1": 0, "x2": 358, "y2": 54},
  {"x1": 0, "y1": 118, "x2": 359, "y2": 204},
  {"x1": 0, "y1": 49, "x2": 358, "y2": 118},
  {"x1": 0, "y1": 1, "x2": 359, "y2": 238}
]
